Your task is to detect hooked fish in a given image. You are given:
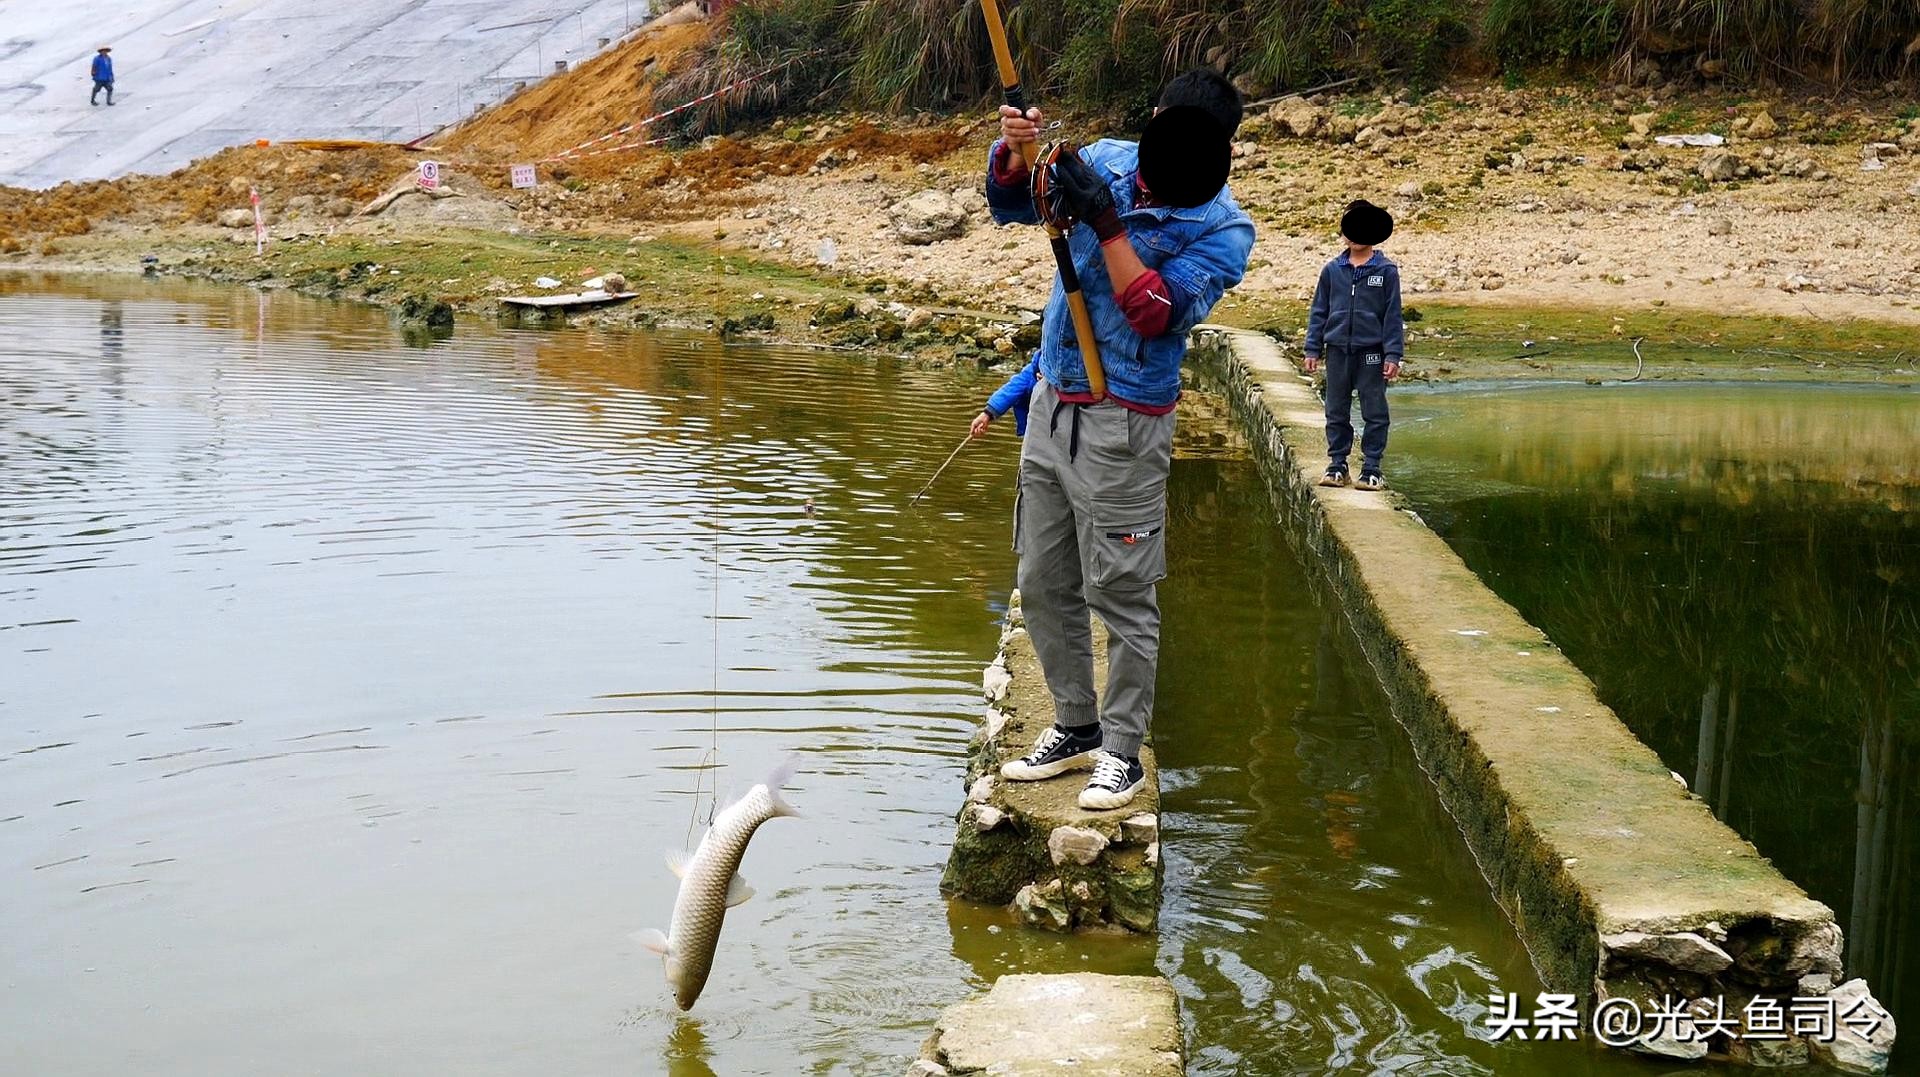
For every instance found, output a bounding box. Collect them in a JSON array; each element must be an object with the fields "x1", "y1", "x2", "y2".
[{"x1": 635, "y1": 762, "x2": 799, "y2": 1010}]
